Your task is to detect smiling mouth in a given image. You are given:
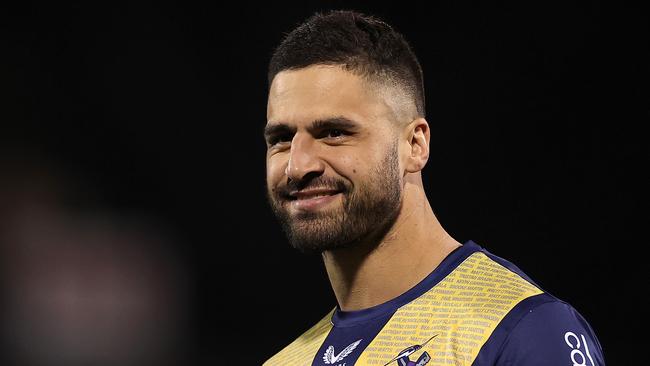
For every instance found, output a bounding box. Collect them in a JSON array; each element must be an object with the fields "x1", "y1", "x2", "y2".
[
  {"x1": 289, "y1": 189, "x2": 342, "y2": 200},
  {"x1": 285, "y1": 189, "x2": 343, "y2": 211}
]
